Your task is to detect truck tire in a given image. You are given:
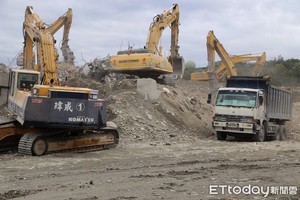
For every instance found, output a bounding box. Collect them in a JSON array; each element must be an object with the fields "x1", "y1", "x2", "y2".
[
  {"x1": 255, "y1": 124, "x2": 265, "y2": 142},
  {"x1": 279, "y1": 125, "x2": 286, "y2": 141},
  {"x1": 274, "y1": 126, "x2": 281, "y2": 141},
  {"x1": 264, "y1": 123, "x2": 273, "y2": 141},
  {"x1": 217, "y1": 131, "x2": 227, "y2": 141}
]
